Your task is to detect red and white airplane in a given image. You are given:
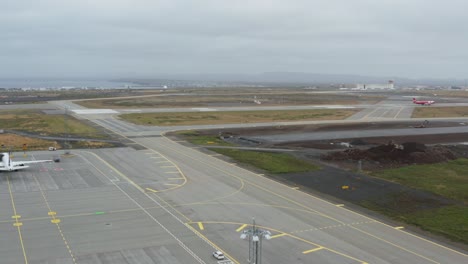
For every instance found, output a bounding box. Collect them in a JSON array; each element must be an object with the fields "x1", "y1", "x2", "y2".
[{"x1": 412, "y1": 98, "x2": 435, "y2": 105}]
